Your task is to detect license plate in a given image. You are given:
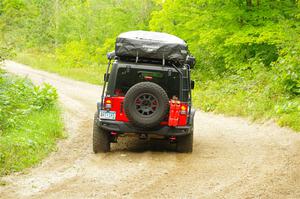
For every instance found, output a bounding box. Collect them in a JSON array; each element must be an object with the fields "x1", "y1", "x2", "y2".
[{"x1": 99, "y1": 110, "x2": 116, "y2": 120}]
